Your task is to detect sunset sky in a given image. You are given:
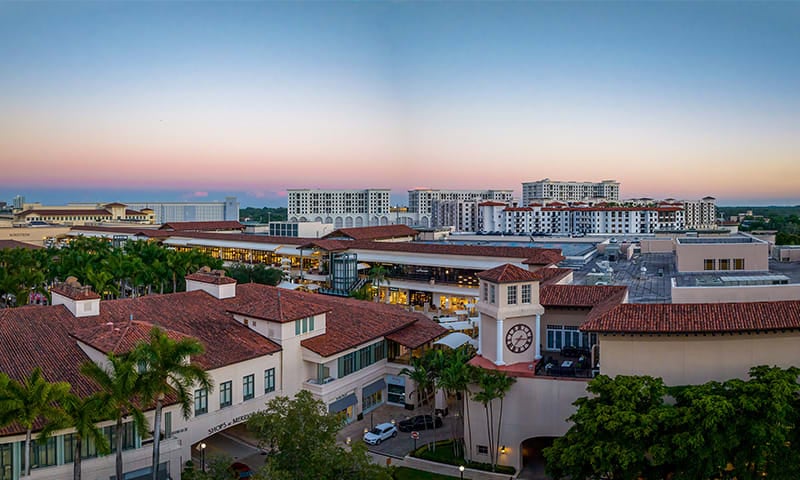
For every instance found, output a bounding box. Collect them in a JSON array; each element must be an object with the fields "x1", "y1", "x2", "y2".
[{"x1": 1, "y1": 1, "x2": 798, "y2": 207}]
